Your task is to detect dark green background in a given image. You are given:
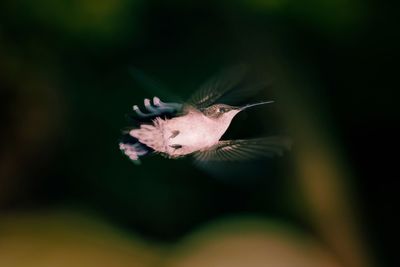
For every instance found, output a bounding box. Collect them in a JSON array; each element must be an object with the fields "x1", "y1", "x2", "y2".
[{"x1": 0, "y1": 1, "x2": 397, "y2": 266}]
